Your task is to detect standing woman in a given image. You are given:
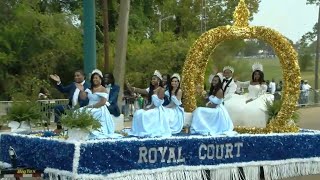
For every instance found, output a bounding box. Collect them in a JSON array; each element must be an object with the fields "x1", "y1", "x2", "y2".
[
  {"x1": 164, "y1": 73, "x2": 184, "y2": 134},
  {"x1": 129, "y1": 70, "x2": 171, "y2": 137},
  {"x1": 162, "y1": 74, "x2": 171, "y2": 106},
  {"x1": 77, "y1": 69, "x2": 119, "y2": 139},
  {"x1": 191, "y1": 73, "x2": 234, "y2": 135}
]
